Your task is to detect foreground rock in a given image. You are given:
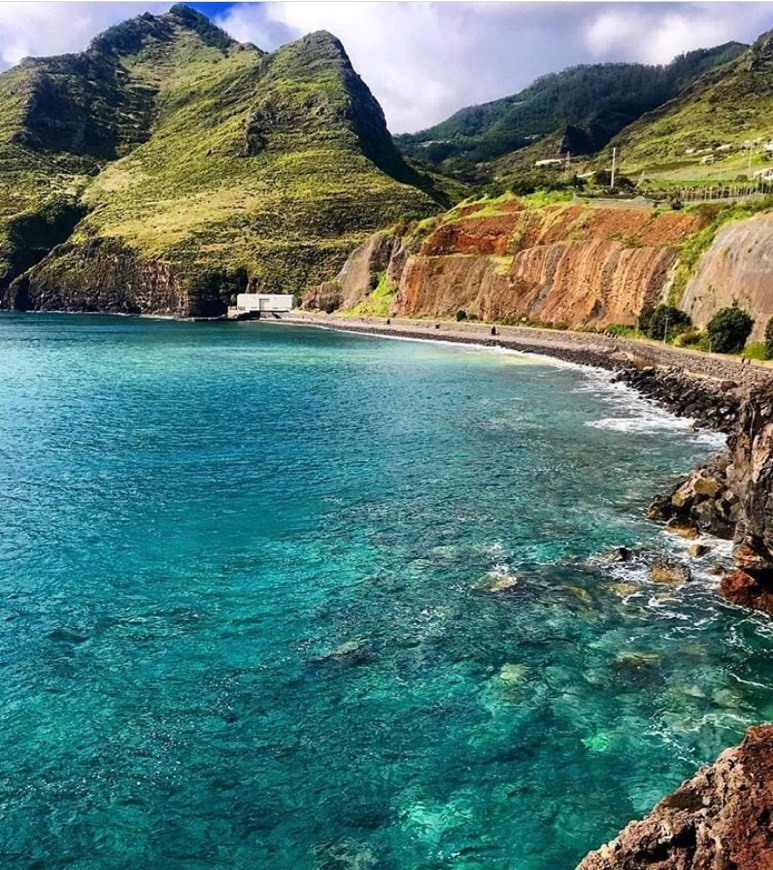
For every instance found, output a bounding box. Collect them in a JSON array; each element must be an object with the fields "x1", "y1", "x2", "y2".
[
  {"x1": 576, "y1": 725, "x2": 773, "y2": 869},
  {"x1": 720, "y1": 569, "x2": 773, "y2": 616}
]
